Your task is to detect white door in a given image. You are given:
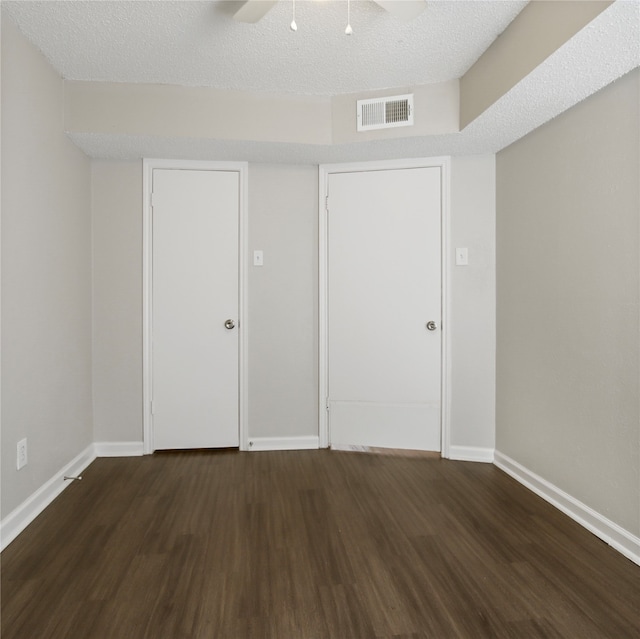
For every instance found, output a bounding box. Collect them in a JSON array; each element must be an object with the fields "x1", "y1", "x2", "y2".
[
  {"x1": 151, "y1": 169, "x2": 240, "y2": 450},
  {"x1": 327, "y1": 167, "x2": 442, "y2": 451}
]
